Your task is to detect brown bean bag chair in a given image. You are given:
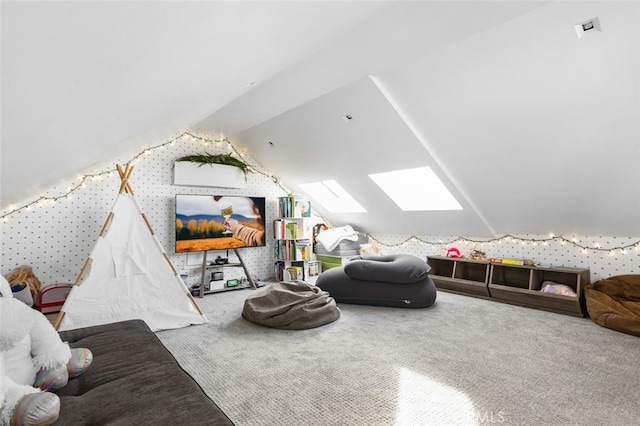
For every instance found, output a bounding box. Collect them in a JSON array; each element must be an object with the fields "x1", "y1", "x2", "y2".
[{"x1": 585, "y1": 275, "x2": 640, "y2": 337}]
